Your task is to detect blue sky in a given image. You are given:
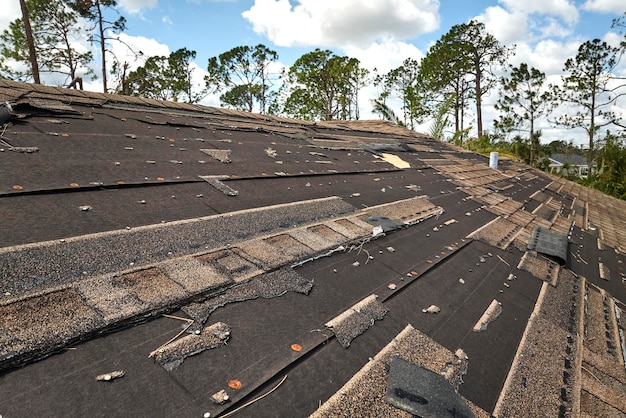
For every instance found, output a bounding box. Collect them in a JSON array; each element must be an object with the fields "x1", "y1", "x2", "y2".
[{"x1": 2, "y1": 0, "x2": 625, "y2": 143}]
